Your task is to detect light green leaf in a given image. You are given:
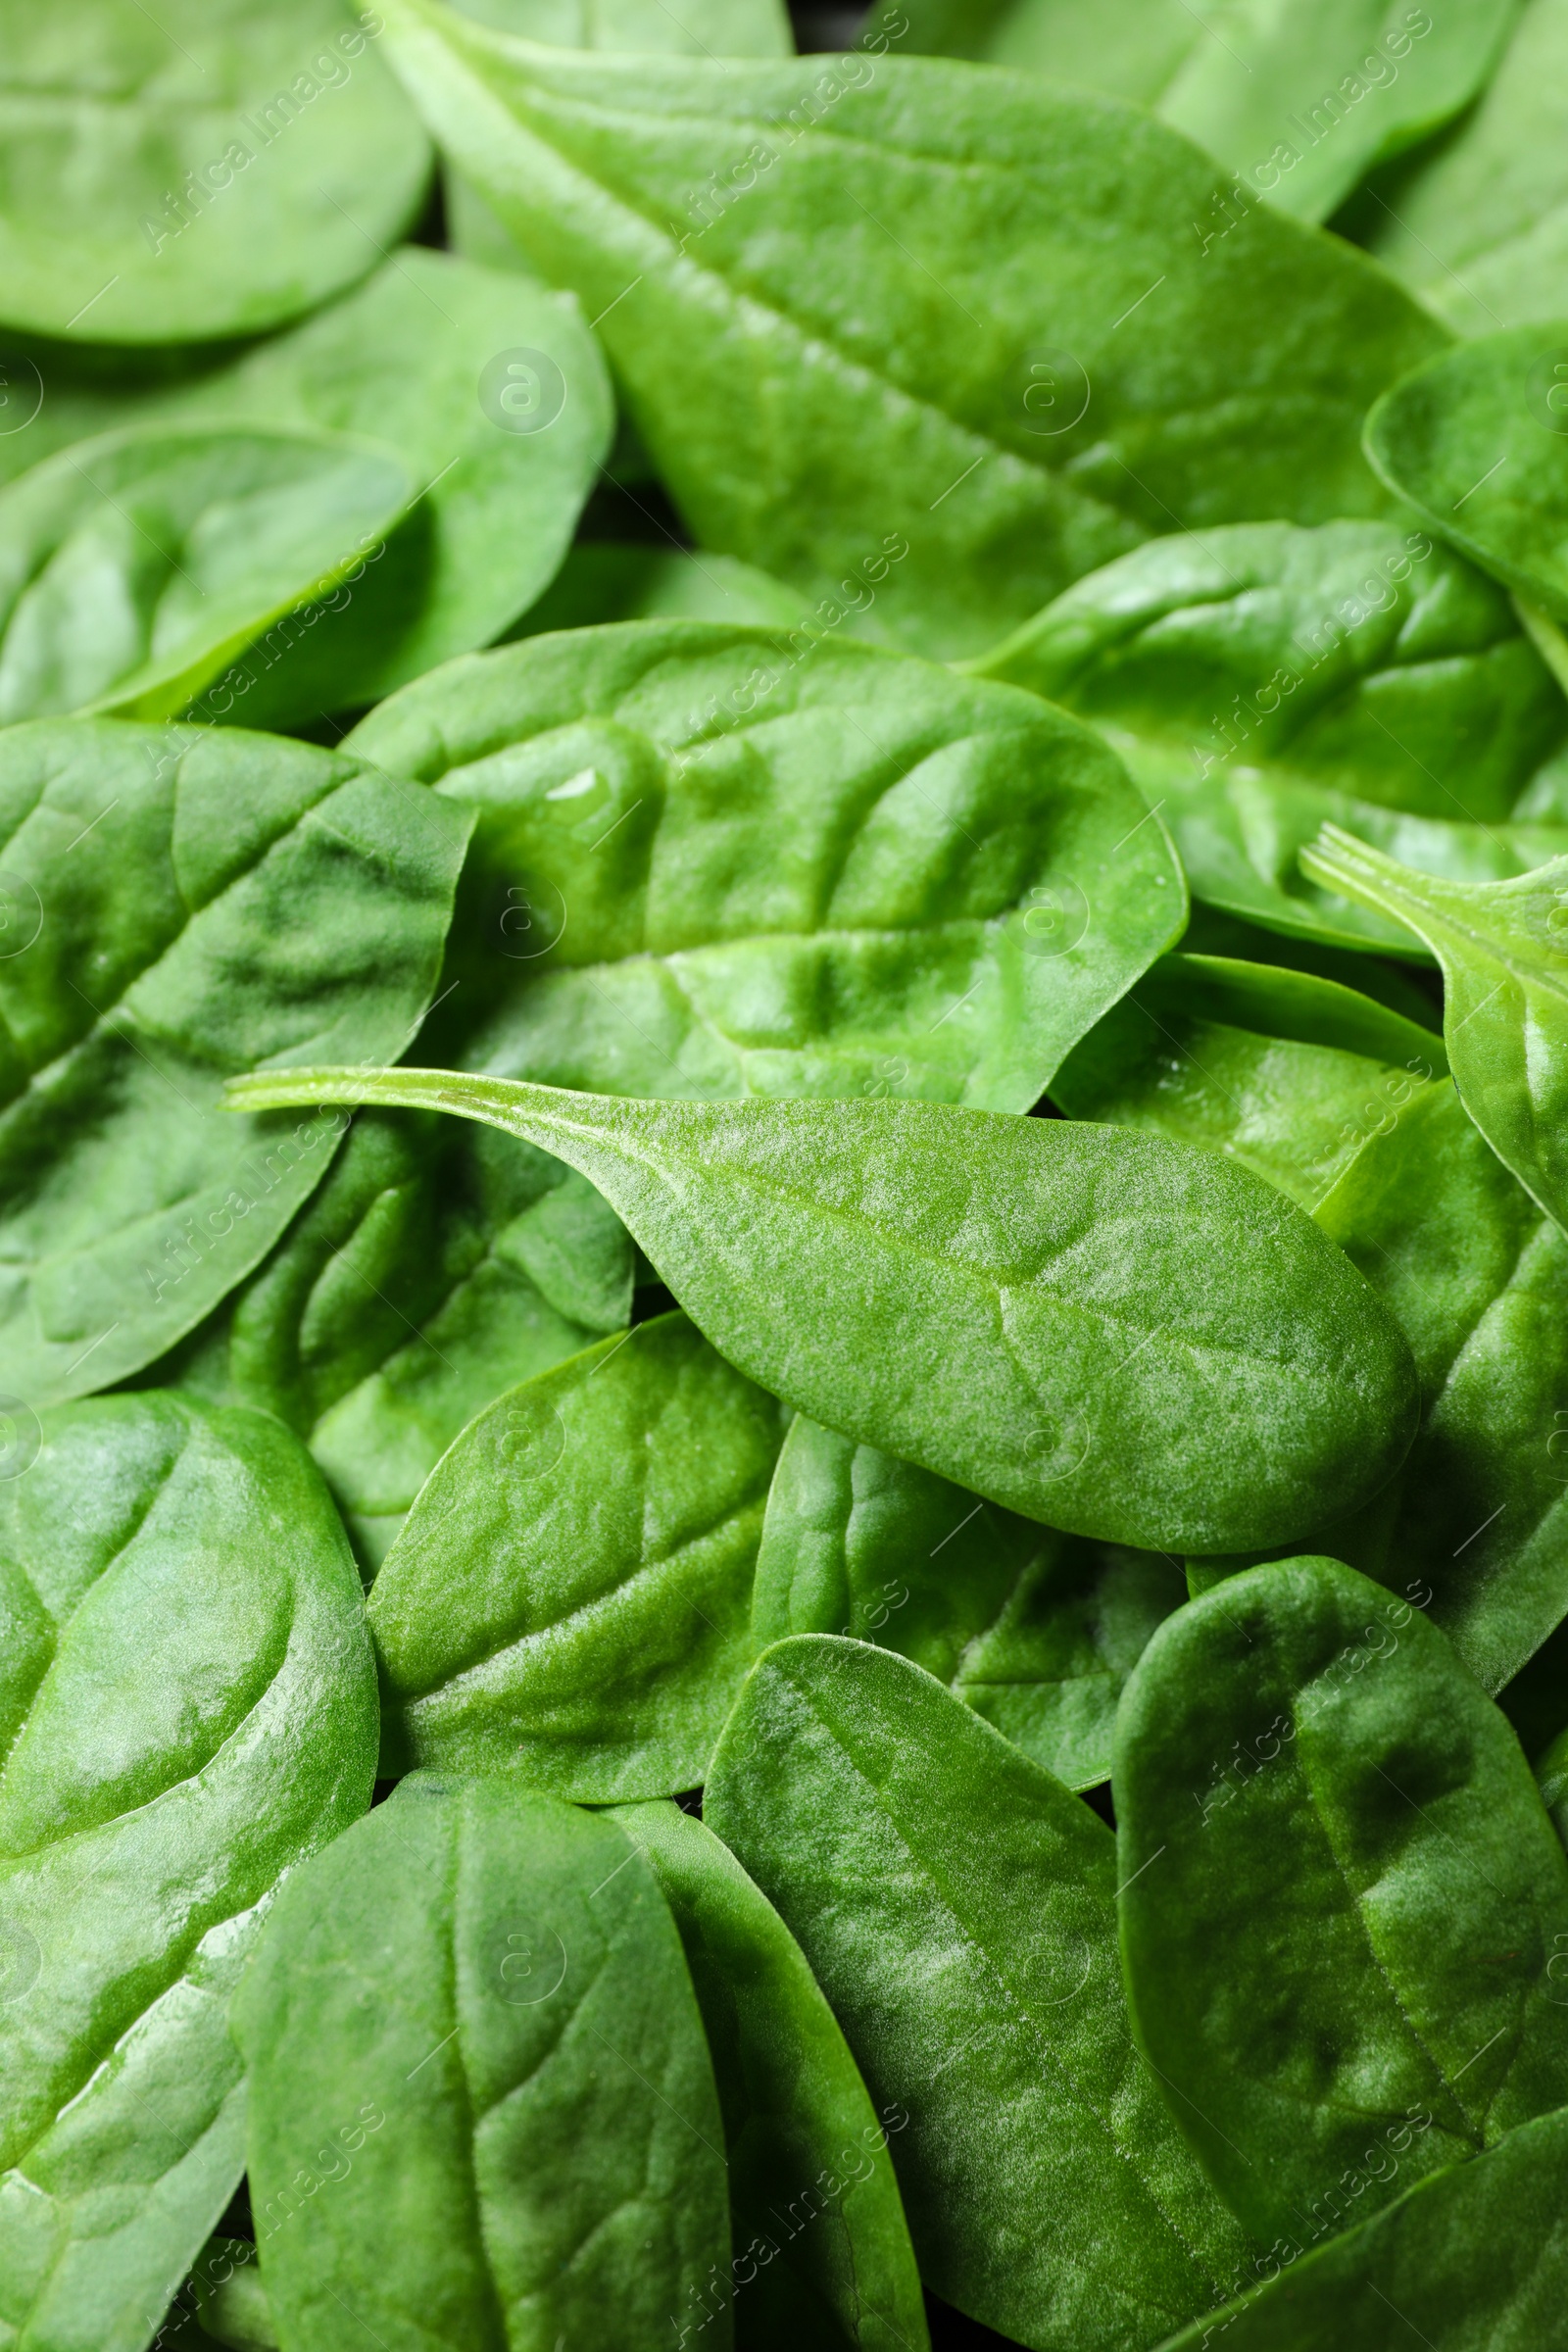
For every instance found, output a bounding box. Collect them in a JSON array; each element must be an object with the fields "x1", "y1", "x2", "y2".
[
  {"x1": 372, "y1": 0, "x2": 1443, "y2": 657},
  {"x1": 612, "y1": 1799, "x2": 930, "y2": 2352},
  {"x1": 508, "y1": 541, "x2": 812, "y2": 638},
  {"x1": 222, "y1": 1064, "x2": 1421, "y2": 1556},
  {"x1": 162, "y1": 2237, "x2": 275, "y2": 2351},
  {"x1": 233, "y1": 1774, "x2": 730, "y2": 2350},
  {"x1": 705, "y1": 1636, "x2": 1256, "y2": 2350},
  {"x1": 753, "y1": 1412, "x2": 1185, "y2": 1788},
  {"x1": 346, "y1": 621, "x2": 1187, "y2": 1111},
  {"x1": 369, "y1": 1313, "x2": 788, "y2": 1794},
  {"x1": 0, "y1": 1393, "x2": 376, "y2": 2352}
]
